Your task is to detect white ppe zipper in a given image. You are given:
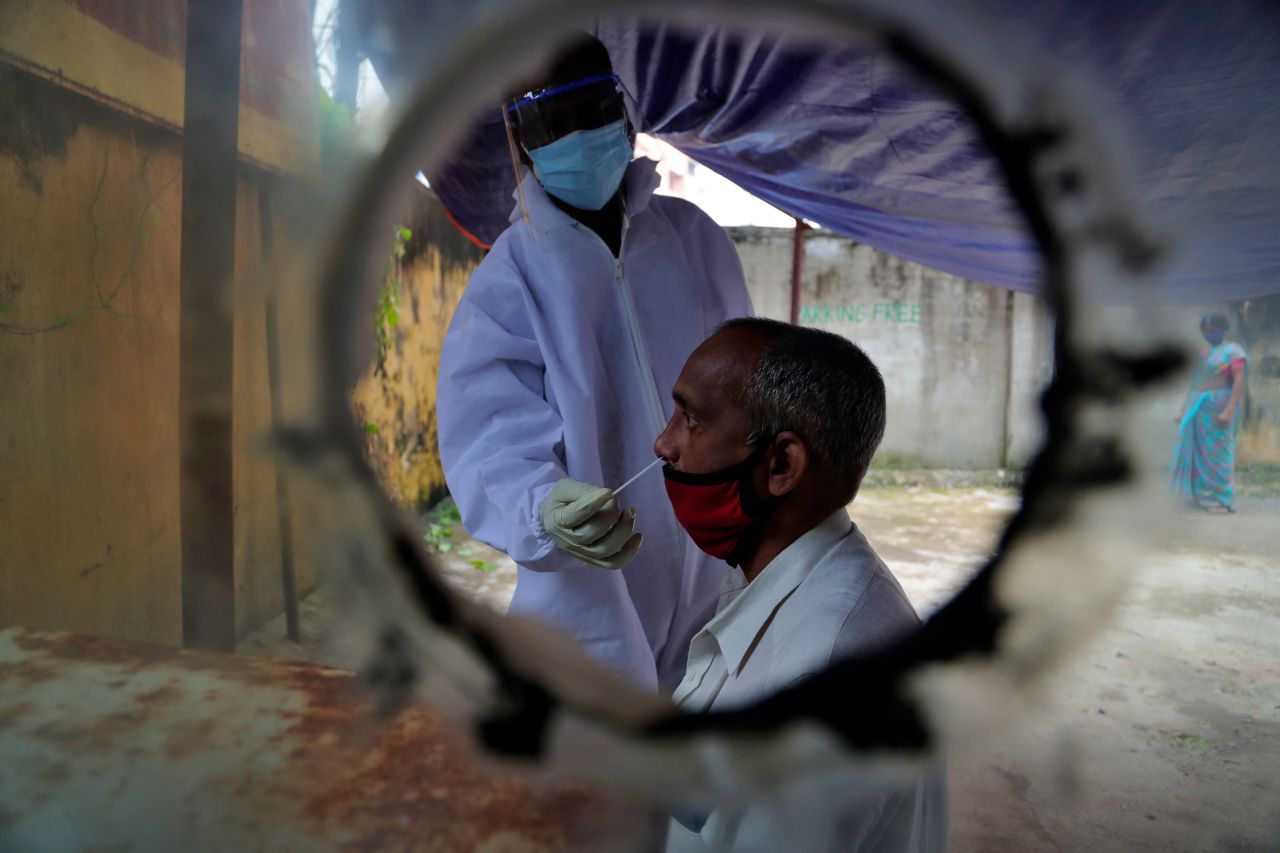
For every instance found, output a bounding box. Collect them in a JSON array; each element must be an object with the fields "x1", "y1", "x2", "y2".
[{"x1": 612, "y1": 211, "x2": 668, "y2": 436}]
